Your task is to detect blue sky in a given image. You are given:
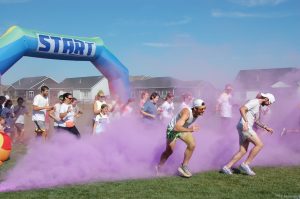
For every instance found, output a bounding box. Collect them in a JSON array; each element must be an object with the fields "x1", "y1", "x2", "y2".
[{"x1": 0, "y1": 0, "x2": 299, "y2": 88}]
